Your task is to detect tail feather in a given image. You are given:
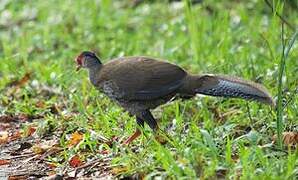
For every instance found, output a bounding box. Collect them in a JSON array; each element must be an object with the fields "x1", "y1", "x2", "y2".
[{"x1": 193, "y1": 74, "x2": 274, "y2": 106}]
